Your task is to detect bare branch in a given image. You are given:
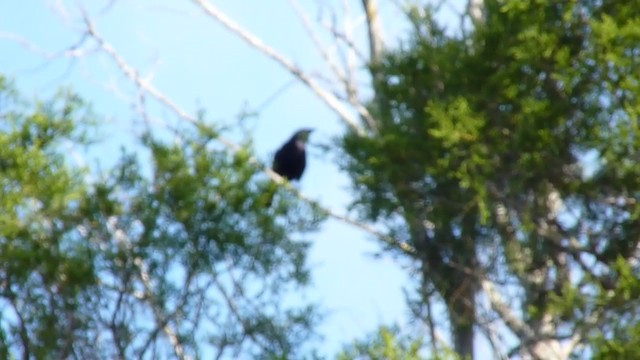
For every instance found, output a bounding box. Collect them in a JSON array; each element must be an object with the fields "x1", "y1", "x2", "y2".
[
  {"x1": 480, "y1": 278, "x2": 535, "y2": 343},
  {"x1": 109, "y1": 286, "x2": 129, "y2": 360},
  {"x1": 104, "y1": 214, "x2": 191, "y2": 359},
  {"x1": 287, "y1": 0, "x2": 348, "y2": 88},
  {"x1": 313, "y1": 4, "x2": 378, "y2": 131},
  {"x1": 340, "y1": 0, "x2": 357, "y2": 97},
  {"x1": 331, "y1": 209, "x2": 415, "y2": 255},
  {"x1": 480, "y1": 277, "x2": 570, "y2": 360},
  {"x1": 211, "y1": 268, "x2": 270, "y2": 353},
  {"x1": 5, "y1": 286, "x2": 31, "y2": 360},
  {"x1": 191, "y1": 0, "x2": 365, "y2": 135},
  {"x1": 287, "y1": 0, "x2": 379, "y2": 132},
  {"x1": 424, "y1": 293, "x2": 440, "y2": 354},
  {"x1": 134, "y1": 257, "x2": 190, "y2": 360},
  {"x1": 361, "y1": 0, "x2": 383, "y2": 65},
  {"x1": 254, "y1": 81, "x2": 295, "y2": 115},
  {"x1": 467, "y1": 0, "x2": 485, "y2": 26},
  {"x1": 320, "y1": 18, "x2": 367, "y2": 64},
  {"x1": 0, "y1": 32, "x2": 92, "y2": 60},
  {"x1": 474, "y1": 310, "x2": 509, "y2": 360},
  {"x1": 338, "y1": 1, "x2": 379, "y2": 132}
]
